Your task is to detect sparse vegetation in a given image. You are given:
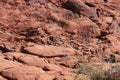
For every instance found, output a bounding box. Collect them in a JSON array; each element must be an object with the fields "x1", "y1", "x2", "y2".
[
  {"x1": 1, "y1": 0, "x2": 120, "y2": 80},
  {"x1": 91, "y1": 64, "x2": 120, "y2": 80},
  {"x1": 73, "y1": 63, "x2": 90, "y2": 80},
  {"x1": 90, "y1": 68, "x2": 106, "y2": 80},
  {"x1": 73, "y1": 63, "x2": 120, "y2": 80},
  {"x1": 105, "y1": 64, "x2": 120, "y2": 80},
  {"x1": 72, "y1": 63, "x2": 89, "y2": 74}
]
